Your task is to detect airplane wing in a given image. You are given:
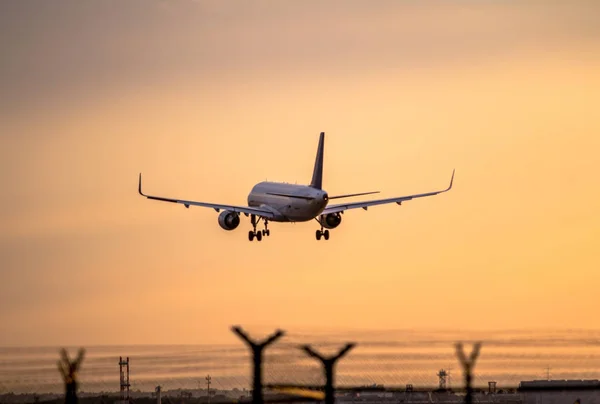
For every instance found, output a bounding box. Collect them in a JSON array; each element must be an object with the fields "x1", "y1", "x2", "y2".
[
  {"x1": 138, "y1": 174, "x2": 276, "y2": 219},
  {"x1": 321, "y1": 170, "x2": 454, "y2": 215}
]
